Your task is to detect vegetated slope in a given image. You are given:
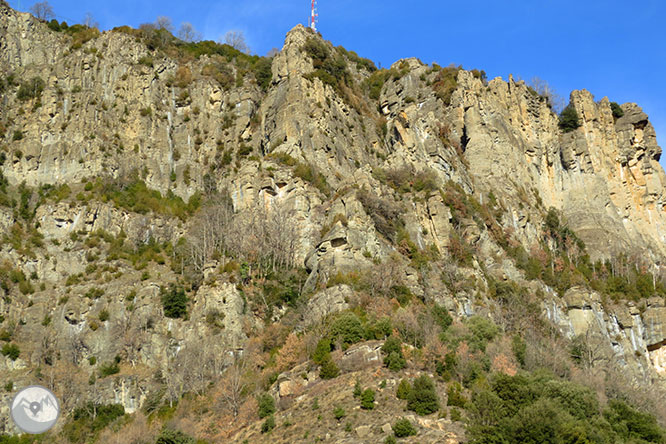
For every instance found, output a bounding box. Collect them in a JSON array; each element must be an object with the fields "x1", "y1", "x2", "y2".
[{"x1": 1, "y1": 1, "x2": 666, "y2": 442}]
